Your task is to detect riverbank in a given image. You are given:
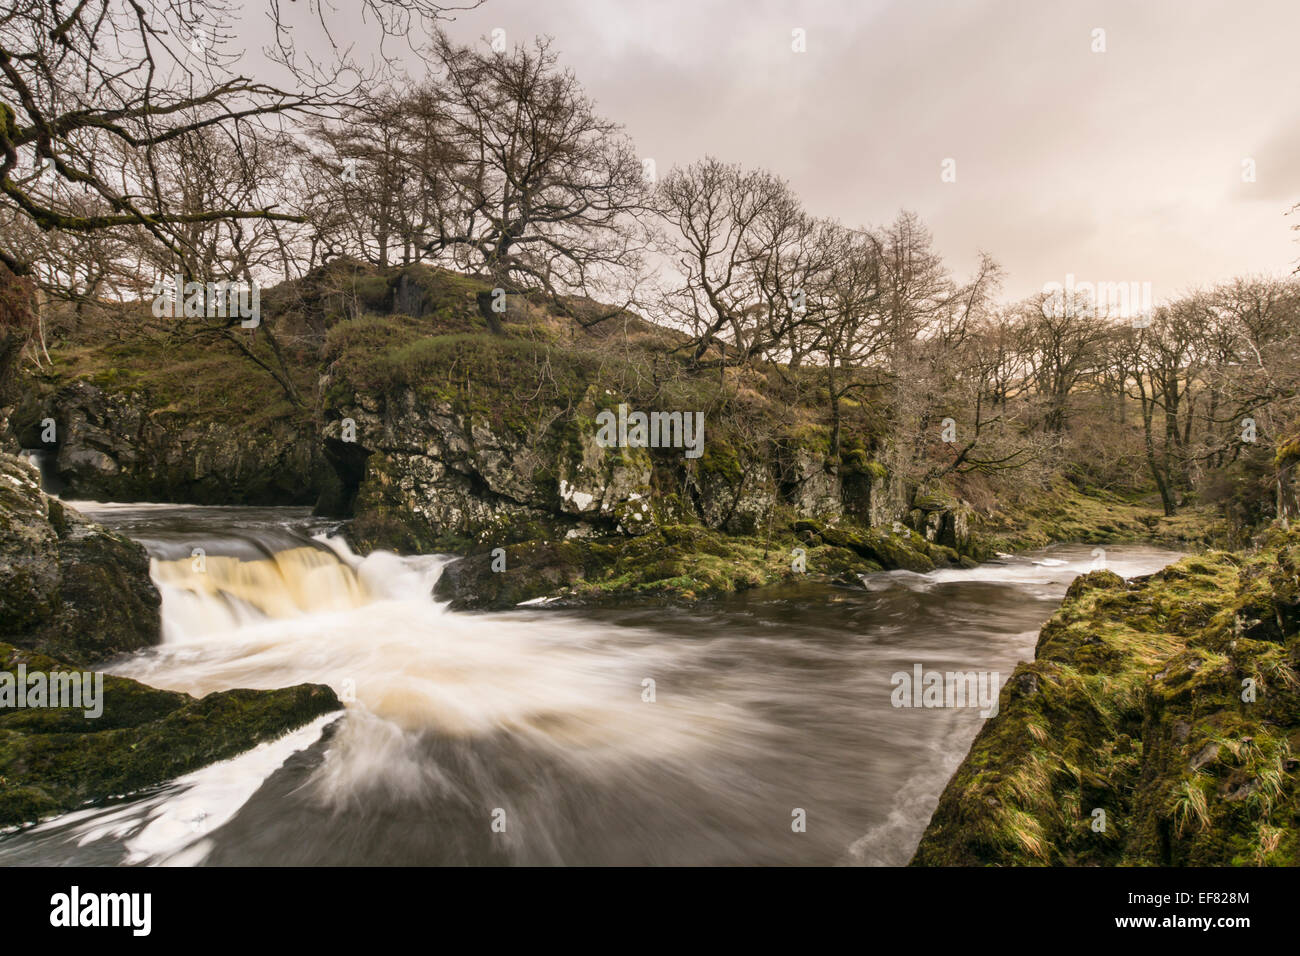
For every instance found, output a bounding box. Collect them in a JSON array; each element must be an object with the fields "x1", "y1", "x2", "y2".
[{"x1": 912, "y1": 525, "x2": 1300, "y2": 866}]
